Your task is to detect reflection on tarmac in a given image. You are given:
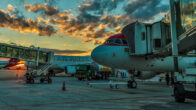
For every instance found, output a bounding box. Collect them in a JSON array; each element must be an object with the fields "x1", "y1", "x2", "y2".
[{"x1": 0, "y1": 70, "x2": 26, "y2": 80}]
